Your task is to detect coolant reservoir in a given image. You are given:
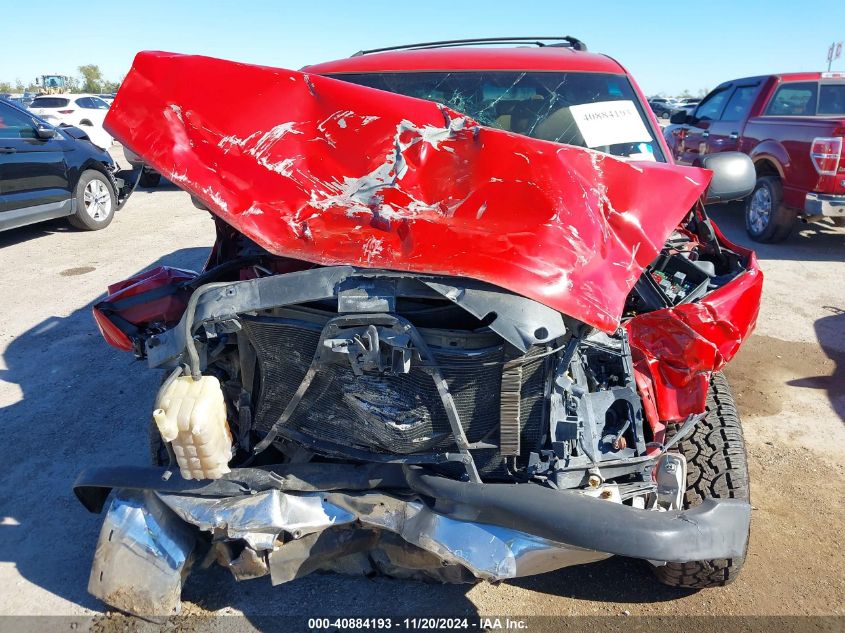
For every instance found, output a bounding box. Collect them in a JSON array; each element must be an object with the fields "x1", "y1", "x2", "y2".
[{"x1": 153, "y1": 375, "x2": 232, "y2": 480}]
